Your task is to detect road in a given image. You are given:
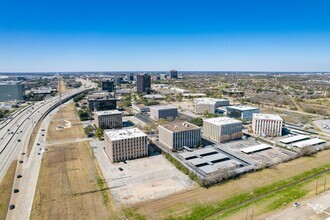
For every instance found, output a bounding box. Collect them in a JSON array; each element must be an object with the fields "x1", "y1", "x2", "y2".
[
  {"x1": 267, "y1": 190, "x2": 330, "y2": 220},
  {"x1": 0, "y1": 78, "x2": 96, "y2": 219}
]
